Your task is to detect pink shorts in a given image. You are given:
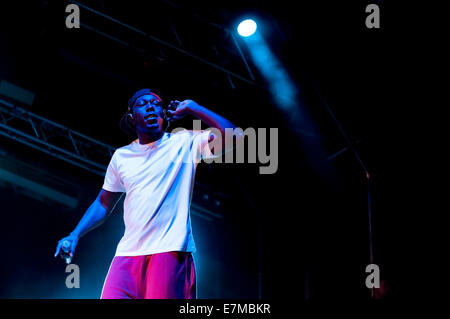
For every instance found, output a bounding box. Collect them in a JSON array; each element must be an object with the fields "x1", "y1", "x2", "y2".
[{"x1": 100, "y1": 251, "x2": 196, "y2": 299}]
